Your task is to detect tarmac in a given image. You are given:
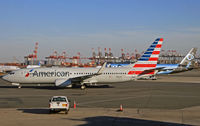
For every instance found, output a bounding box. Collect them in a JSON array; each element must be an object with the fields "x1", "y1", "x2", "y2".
[{"x1": 0, "y1": 69, "x2": 200, "y2": 126}]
